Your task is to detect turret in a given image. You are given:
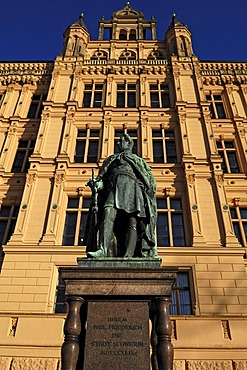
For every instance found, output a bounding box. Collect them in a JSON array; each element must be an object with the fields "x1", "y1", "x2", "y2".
[
  {"x1": 165, "y1": 14, "x2": 194, "y2": 58},
  {"x1": 62, "y1": 14, "x2": 90, "y2": 57}
]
